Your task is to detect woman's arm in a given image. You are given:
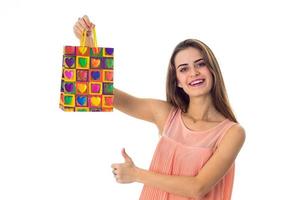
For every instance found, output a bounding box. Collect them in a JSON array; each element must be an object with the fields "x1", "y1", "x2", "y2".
[
  {"x1": 138, "y1": 124, "x2": 245, "y2": 198},
  {"x1": 113, "y1": 88, "x2": 171, "y2": 129},
  {"x1": 74, "y1": 16, "x2": 172, "y2": 131},
  {"x1": 136, "y1": 169, "x2": 199, "y2": 198},
  {"x1": 113, "y1": 124, "x2": 246, "y2": 198}
]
